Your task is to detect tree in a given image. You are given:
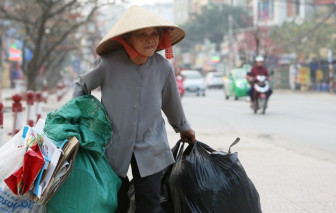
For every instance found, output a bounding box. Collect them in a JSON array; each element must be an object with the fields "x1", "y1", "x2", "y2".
[
  {"x1": 179, "y1": 4, "x2": 249, "y2": 51},
  {"x1": 269, "y1": 5, "x2": 336, "y2": 62},
  {"x1": 0, "y1": 0, "x2": 117, "y2": 90}
]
